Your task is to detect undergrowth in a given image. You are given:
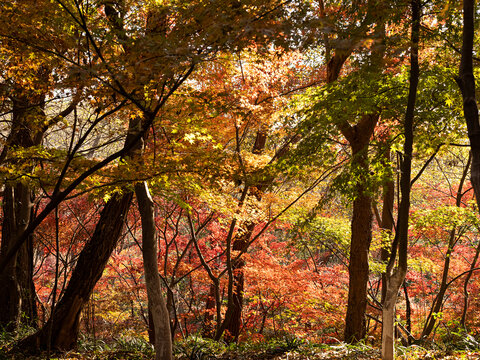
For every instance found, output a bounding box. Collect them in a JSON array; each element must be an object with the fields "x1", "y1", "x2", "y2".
[{"x1": 2, "y1": 331, "x2": 480, "y2": 359}]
